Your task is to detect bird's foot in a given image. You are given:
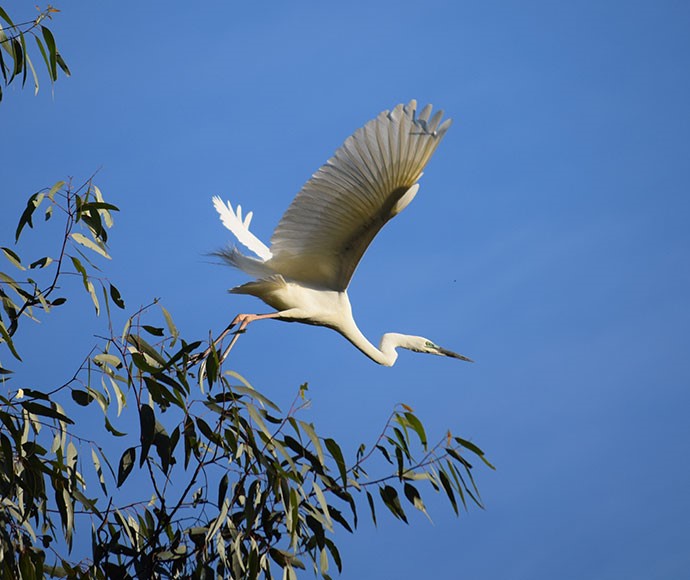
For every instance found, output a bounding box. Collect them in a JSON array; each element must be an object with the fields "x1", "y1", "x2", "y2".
[
  {"x1": 230, "y1": 313, "x2": 256, "y2": 333},
  {"x1": 230, "y1": 312, "x2": 280, "y2": 333}
]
